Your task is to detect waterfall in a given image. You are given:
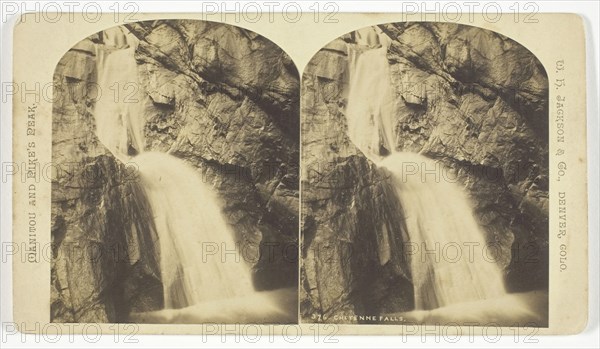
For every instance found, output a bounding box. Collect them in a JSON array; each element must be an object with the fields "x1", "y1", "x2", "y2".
[
  {"x1": 134, "y1": 152, "x2": 254, "y2": 308},
  {"x1": 346, "y1": 27, "x2": 506, "y2": 311},
  {"x1": 95, "y1": 27, "x2": 145, "y2": 160},
  {"x1": 379, "y1": 153, "x2": 506, "y2": 309},
  {"x1": 346, "y1": 29, "x2": 396, "y2": 163},
  {"x1": 93, "y1": 27, "x2": 256, "y2": 311}
]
